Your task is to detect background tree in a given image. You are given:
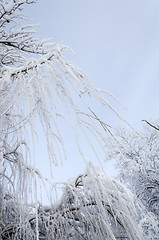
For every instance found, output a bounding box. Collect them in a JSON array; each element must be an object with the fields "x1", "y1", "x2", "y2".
[{"x1": 106, "y1": 121, "x2": 159, "y2": 238}]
